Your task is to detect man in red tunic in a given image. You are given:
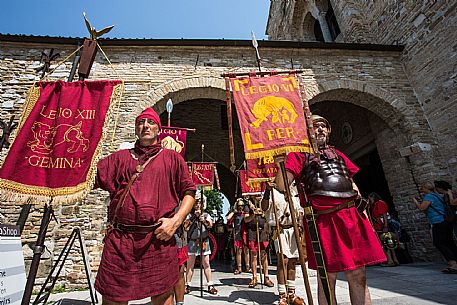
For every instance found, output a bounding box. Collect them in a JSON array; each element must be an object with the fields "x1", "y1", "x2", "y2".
[
  {"x1": 94, "y1": 107, "x2": 196, "y2": 305},
  {"x1": 275, "y1": 115, "x2": 385, "y2": 305}
]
